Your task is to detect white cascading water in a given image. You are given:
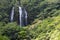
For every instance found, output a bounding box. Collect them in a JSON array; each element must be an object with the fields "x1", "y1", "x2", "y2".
[
  {"x1": 10, "y1": 6, "x2": 27, "y2": 26},
  {"x1": 24, "y1": 9, "x2": 27, "y2": 25},
  {"x1": 19, "y1": 7, "x2": 28, "y2": 26},
  {"x1": 19, "y1": 7, "x2": 23, "y2": 27},
  {"x1": 10, "y1": 7, "x2": 14, "y2": 22}
]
